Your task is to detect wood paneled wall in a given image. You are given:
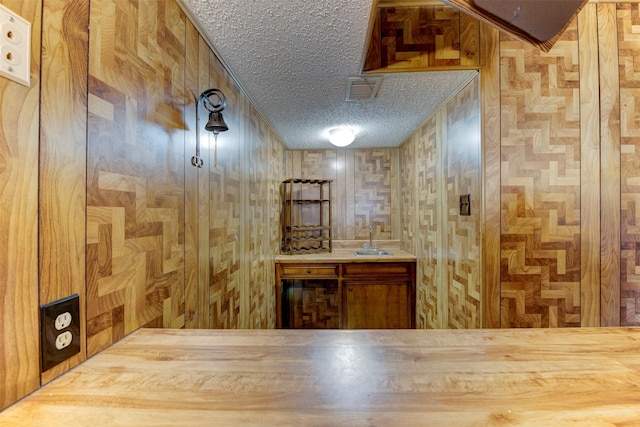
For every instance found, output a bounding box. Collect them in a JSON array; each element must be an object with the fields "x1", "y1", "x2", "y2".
[
  {"x1": 617, "y1": 3, "x2": 640, "y2": 326},
  {"x1": 84, "y1": 0, "x2": 283, "y2": 355},
  {"x1": 480, "y1": 2, "x2": 640, "y2": 328},
  {"x1": 1, "y1": 0, "x2": 284, "y2": 410},
  {"x1": 0, "y1": 0, "x2": 41, "y2": 410},
  {"x1": 40, "y1": 0, "x2": 89, "y2": 384},
  {"x1": 401, "y1": 76, "x2": 482, "y2": 329},
  {"x1": 86, "y1": 0, "x2": 189, "y2": 356},
  {"x1": 499, "y1": 27, "x2": 583, "y2": 328},
  {"x1": 285, "y1": 149, "x2": 400, "y2": 242}
]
